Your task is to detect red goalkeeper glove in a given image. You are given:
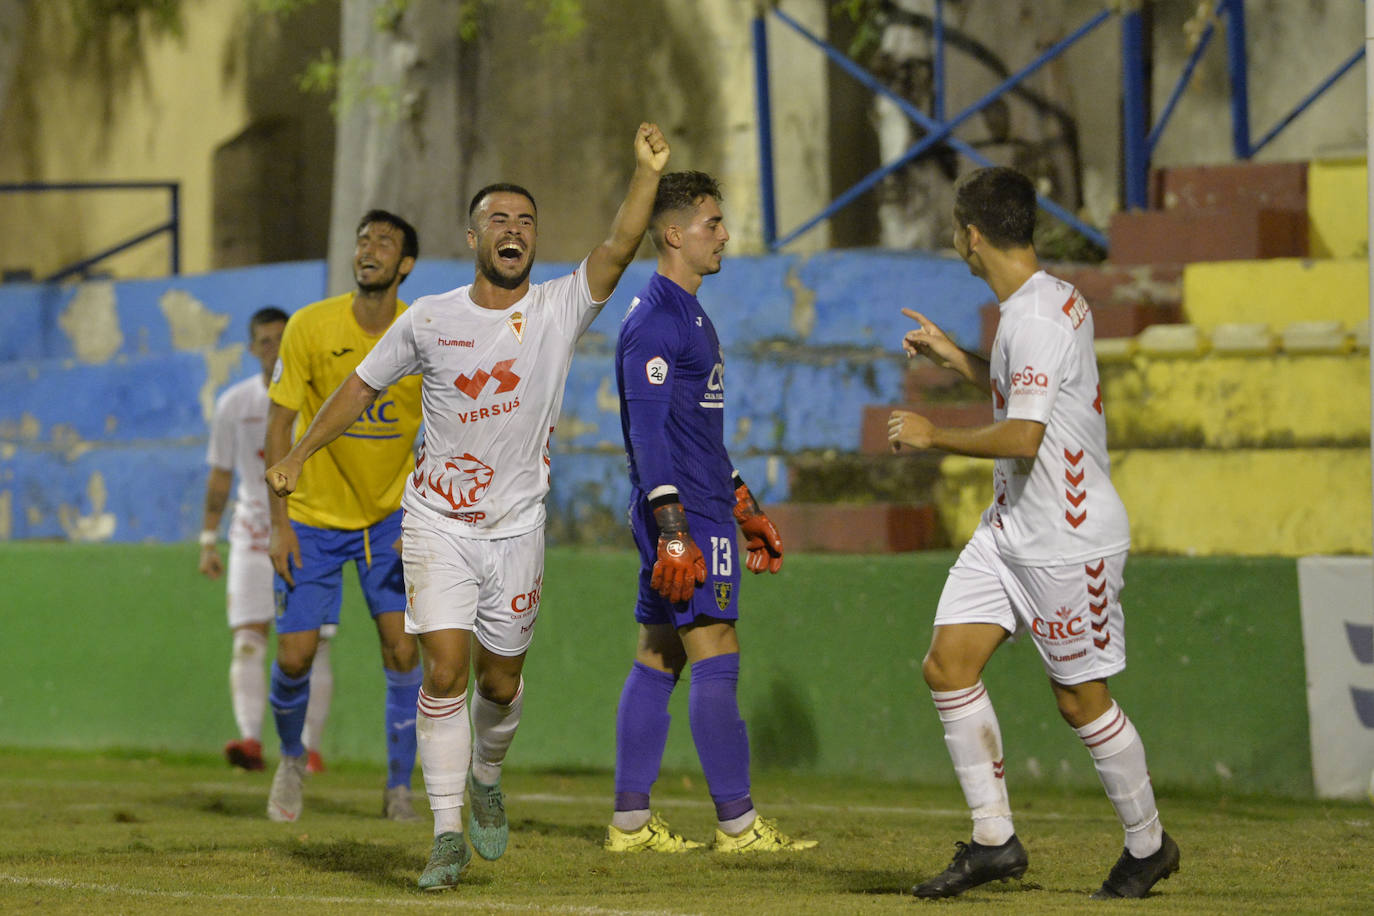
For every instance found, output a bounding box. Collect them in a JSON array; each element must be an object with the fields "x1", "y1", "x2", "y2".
[
  {"x1": 732, "y1": 476, "x2": 783, "y2": 574},
  {"x1": 649, "y1": 500, "x2": 707, "y2": 603}
]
